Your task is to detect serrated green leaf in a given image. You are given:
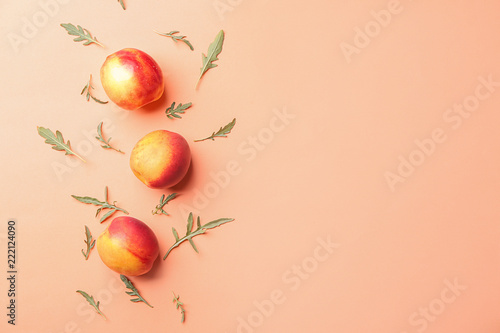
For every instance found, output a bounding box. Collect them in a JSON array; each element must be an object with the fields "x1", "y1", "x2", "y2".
[
  {"x1": 72, "y1": 195, "x2": 106, "y2": 206},
  {"x1": 76, "y1": 290, "x2": 106, "y2": 319},
  {"x1": 38, "y1": 127, "x2": 86, "y2": 162},
  {"x1": 165, "y1": 102, "x2": 192, "y2": 120},
  {"x1": 202, "y1": 218, "x2": 235, "y2": 229},
  {"x1": 95, "y1": 122, "x2": 124, "y2": 153},
  {"x1": 163, "y1": 213, "x2": 235, "y2": 260},
  {"x1": 196, "y1": 30, "x2": 224, "y2": 87},
  {"x1": 154, "y1": 30, "x2": 194, "y2": 51},
  {"x1": 60, "y1": 23, "x2": 104, "y2": 47},
  {"x1": 120, "y1": 275, "x2": 153, "y2": 307},
  {"x1": 194, "y1": 118, "x2": 236, "y2": 142}
]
